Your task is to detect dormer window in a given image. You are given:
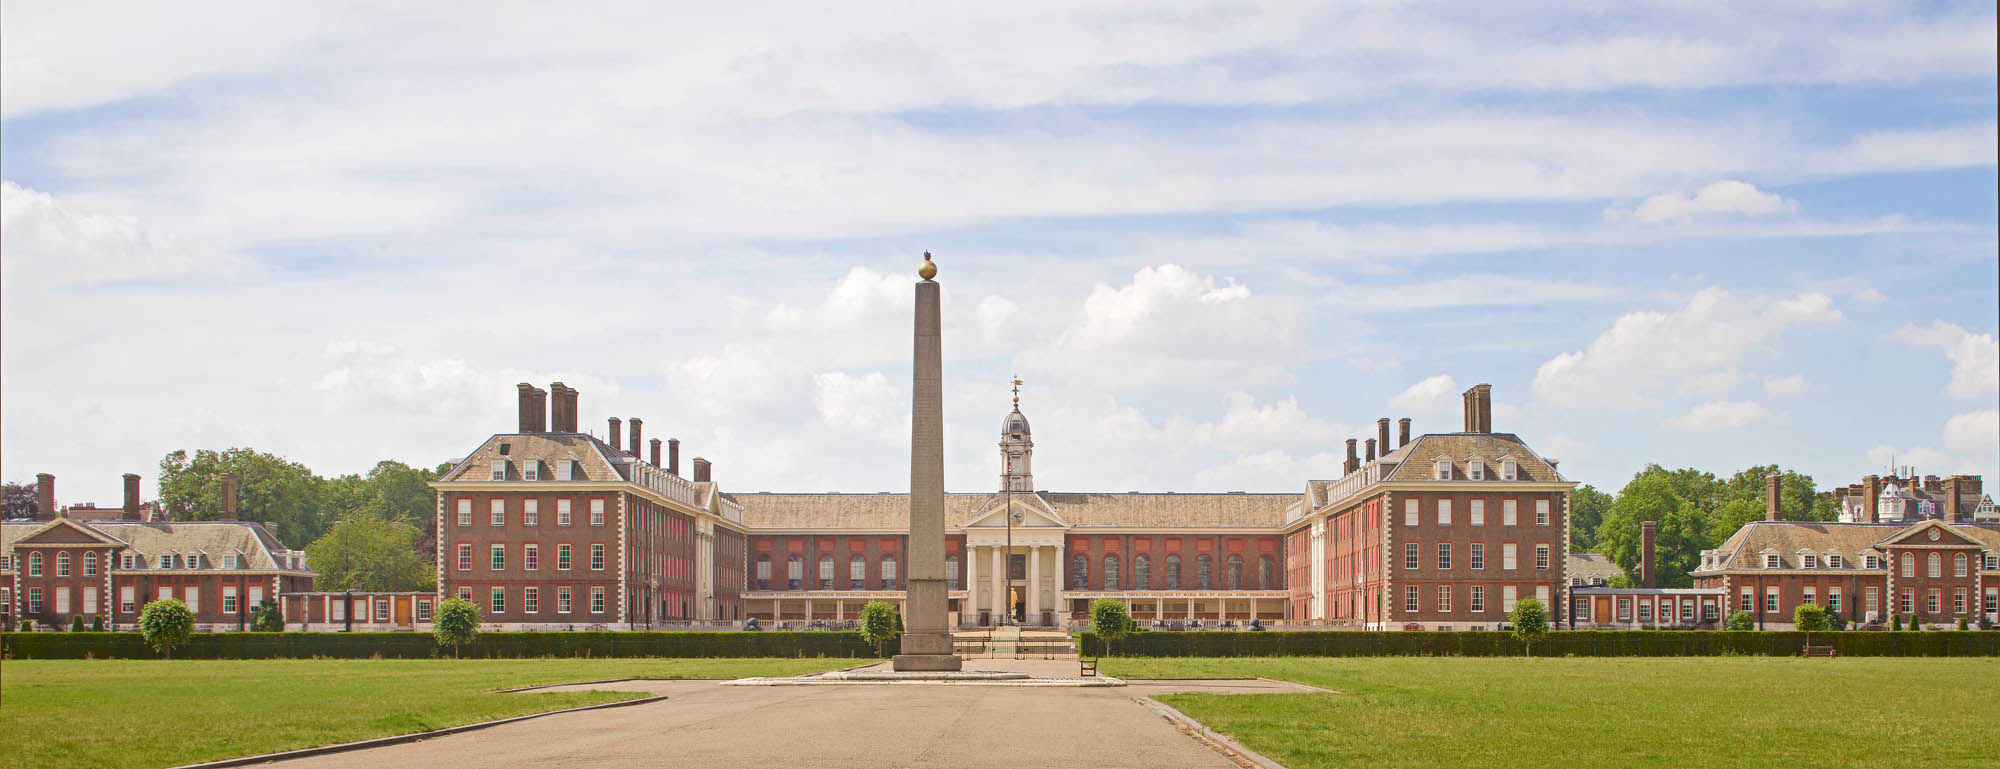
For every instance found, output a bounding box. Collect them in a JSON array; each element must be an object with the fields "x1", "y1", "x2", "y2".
[
  {"x1": 1828, "y1": 554, "x2": 1844, "y2": 569},
  {"x1": 1864, "y1": 554, "x2": 1883, "y2": 570},
  {"x1": 556, "y1": 460, "x2": 574, "y2": 481},
  {"x1": 1468, "y1": 461, "x2": 1485, "y2": 481},
  {"x1": 160, "y1": 553, "x2": 177, "y2": 569},
  {"x1": 1763, "y1": 554, "x2": 1780, "y2": 569},
  {"x1": 523, "y1": 460, "x2": 540, "y2": 481},
  {"x1": 1434, "y1": 461, "x2": 1451, "y2": 481},
  {"x1": 224, "y1": 554, "x2": 241, "y2": 569},
  {"x1": 490, "y1": 460, "x2": 507, "y2": 481},
  {"x1": 1801, "y1": 554, "x2": 1818, "y2": 569},
  {"x1": 1501, "y1": 461, "x2": 1518, "y2": 481}
]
